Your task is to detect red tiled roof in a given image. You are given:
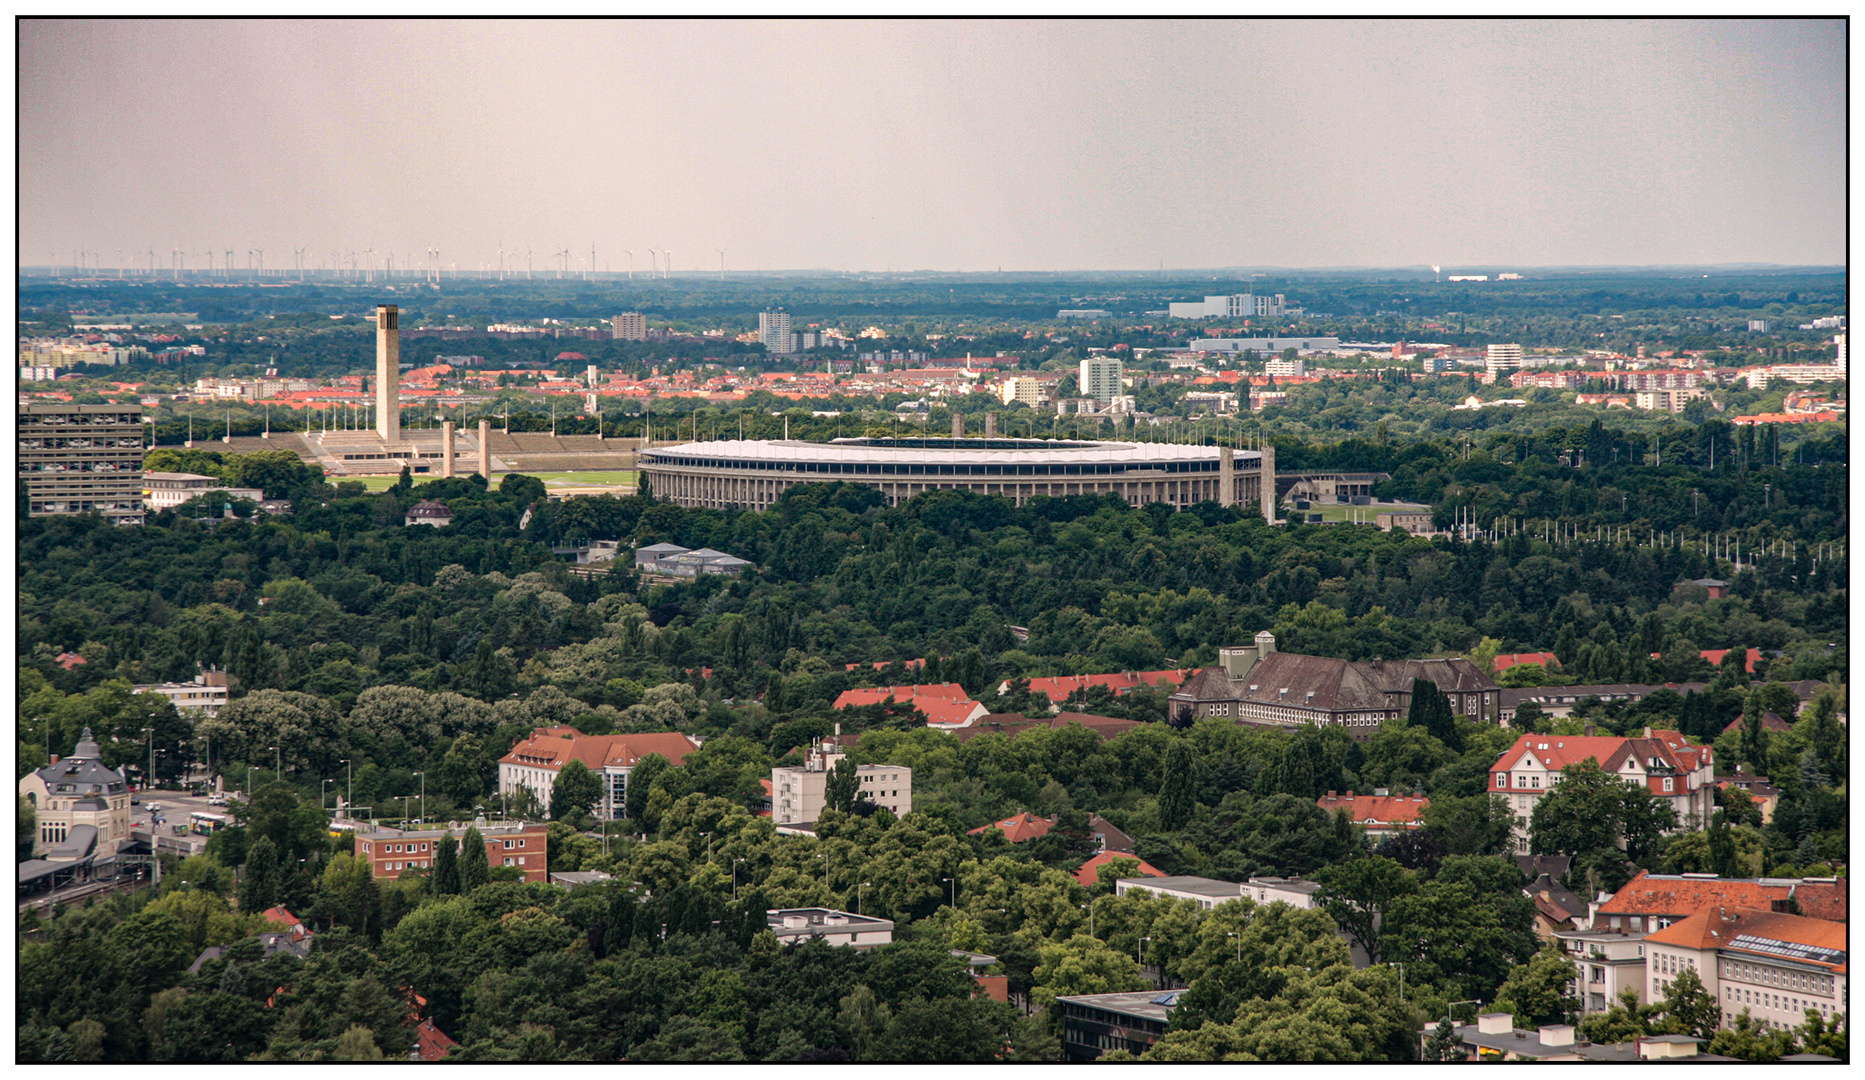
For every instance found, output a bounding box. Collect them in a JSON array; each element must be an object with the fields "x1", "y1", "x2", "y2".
[
  {"x1": 1315, "y1": 791, "x2": 1429, "y2": 828},
  {"x1": 968, "y1": 811, "x2": 1054, "y2": 843},
  {"x1": 260, "y1": 905, "x2": 303, "y2": 930},
  {"x1": 844, "y1": 658, "x2": 927, "y2": 673},
  {"x1": 915, "y1": 697, "x2": 987, "y2": 727},
  {"x1": 1722, "y1": 712, "x2": 1792, "y2": 735},
  {"x1": 412, "y1": 1017, "x2": 459, "y2": 1062},
  {"x1": 833, "y1": 683, "x2": 972, "y2": 709},
  {"x1": 1489, "y1": 730, "x2": 1711, "y2": 797},
  {"x1": 498, "y1": 729, "x2": 697, "y2": 772},
  {"x1": 1600, "y1": 870, "x2": 1815, "y2": 921},
  {"x1": 1646, "y1": 907, "x2": 1848, "y2": 973},
  {"x1": 1075, "y1": 850, "x2": 1165, "y2": 887},
  {"x1": 1020, "y1": 669, "x2": 1193, "y2": 703},
  {"x1": 1493, "y1": 651, "x2": 1560, "y2": 674}
]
